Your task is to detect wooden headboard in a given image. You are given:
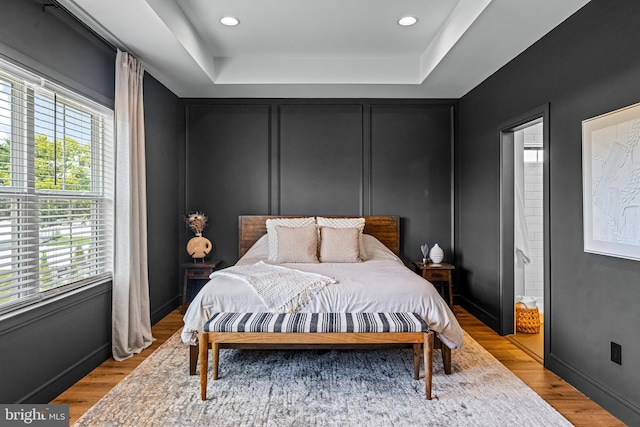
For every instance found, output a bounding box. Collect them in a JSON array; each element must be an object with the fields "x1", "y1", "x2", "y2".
[{"x1": 238, "y1": 215, "x2": 400, "y2": 258}]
